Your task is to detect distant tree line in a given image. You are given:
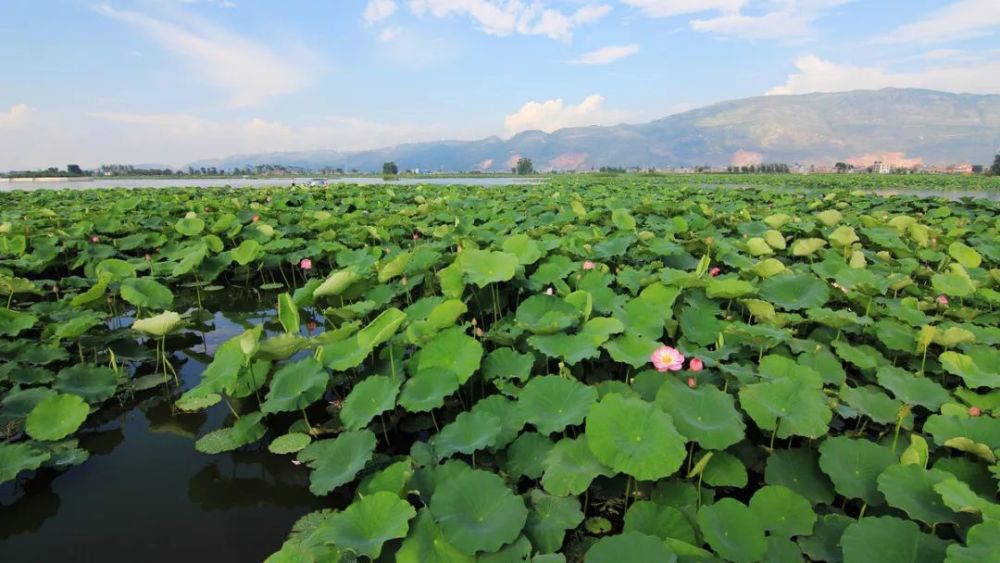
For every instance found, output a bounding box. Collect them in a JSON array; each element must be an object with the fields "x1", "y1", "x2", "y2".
[{"x1": 725, "y1": 163, "x2": 791, "y2": 174}]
